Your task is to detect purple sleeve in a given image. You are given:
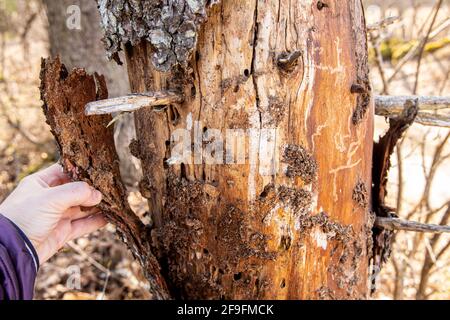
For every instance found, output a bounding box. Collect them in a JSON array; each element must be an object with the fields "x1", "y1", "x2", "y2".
[{"x1": 0, "y1": 214, "x2": 39, "y2": 300}]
